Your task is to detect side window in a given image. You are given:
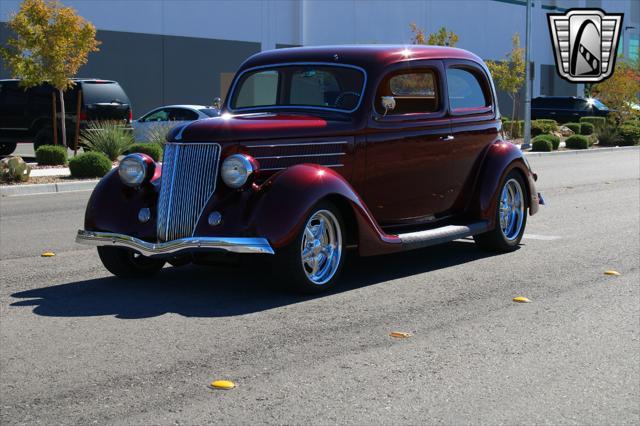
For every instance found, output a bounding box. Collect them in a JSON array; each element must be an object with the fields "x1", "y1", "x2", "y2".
[
  {"x1": 446, "y1": 68, "x2": 490, "y2": 111},
  {"x1": 377, "y1": 70, "x2": 439, "y2": 115},
  {"x1": 170, "y1": 108, "x2": 199, "y2": 121},
  {"x1": 142, "y1": 109, "x2": 170, "y2": 122}
]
